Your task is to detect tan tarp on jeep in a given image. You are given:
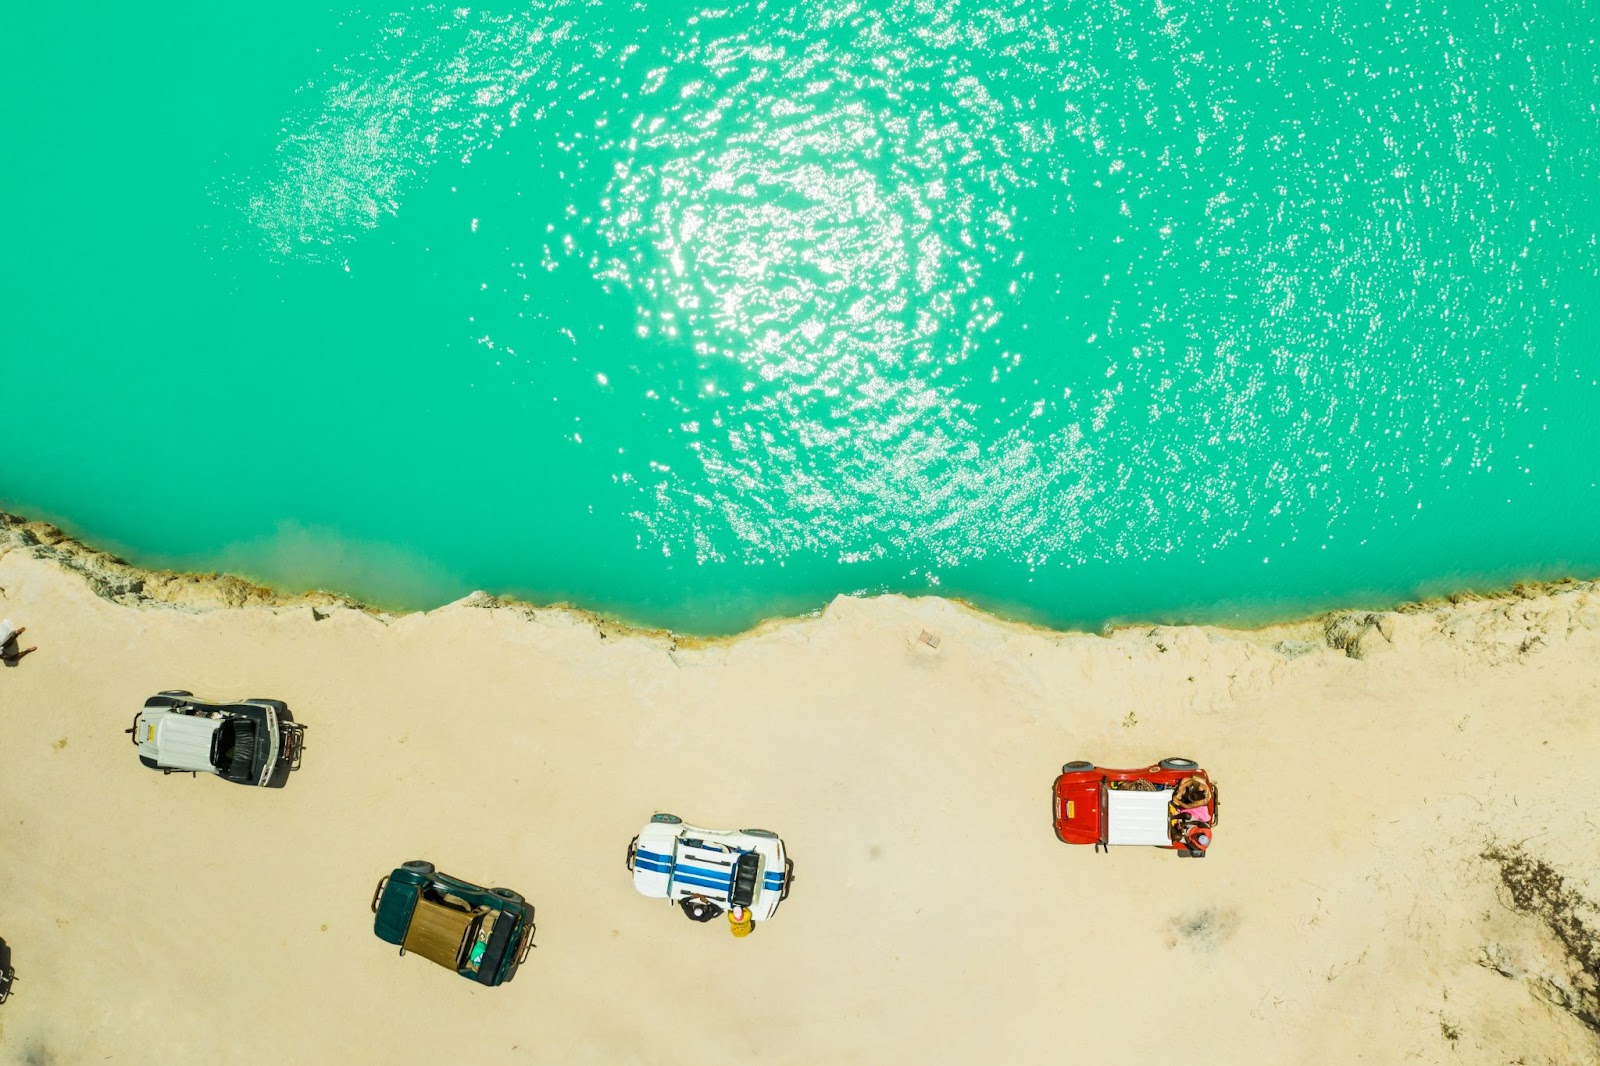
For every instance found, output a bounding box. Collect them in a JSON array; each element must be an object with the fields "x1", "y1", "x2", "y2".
[{"x1": 403, "y1": 898, "x2": 481, "y2": 970}]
